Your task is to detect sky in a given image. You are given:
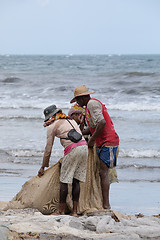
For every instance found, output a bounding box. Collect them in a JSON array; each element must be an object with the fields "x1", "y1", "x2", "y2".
[{"x1": 0, "y1": 0, "x2": 160, "y2": 55}]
